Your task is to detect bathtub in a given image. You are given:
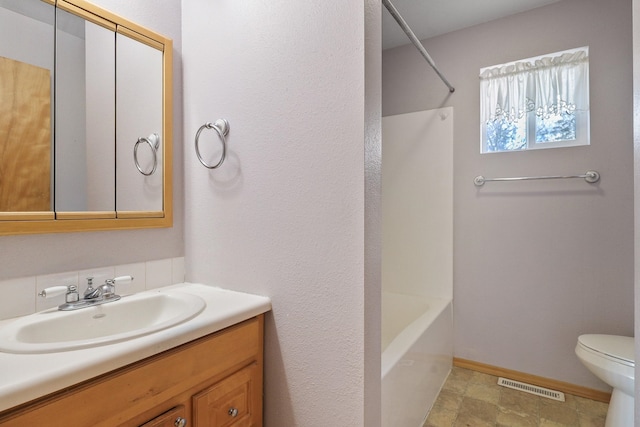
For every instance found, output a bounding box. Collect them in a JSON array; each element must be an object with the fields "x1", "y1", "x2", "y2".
[{"x1": 381, "y1": 292, "x2": 453, "y2": 427}]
